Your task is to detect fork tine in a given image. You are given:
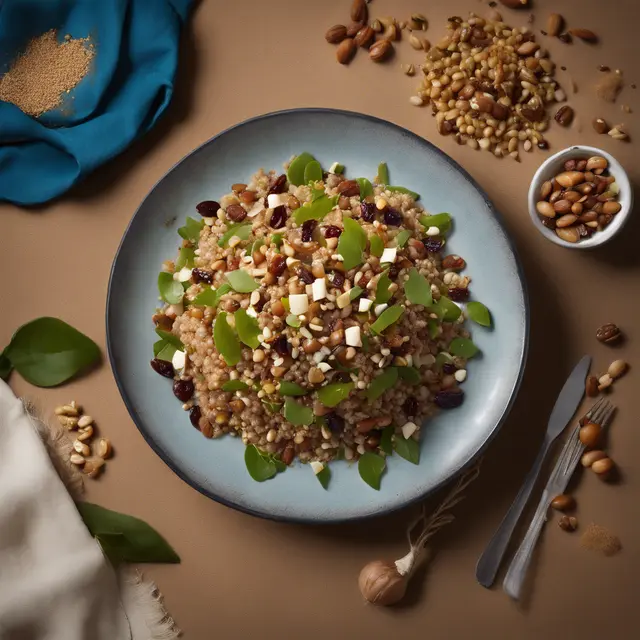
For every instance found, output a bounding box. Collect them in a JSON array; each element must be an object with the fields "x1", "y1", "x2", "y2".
[
  {"x1": 584, "y1": 397, "x2": 605, "y2": 422},
  {"x1": 598, "y1": 403, "x2": 616, "y2": 428},
  {"x1": 592, "y1": 399, "x2": 613, "y2": 425}
]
